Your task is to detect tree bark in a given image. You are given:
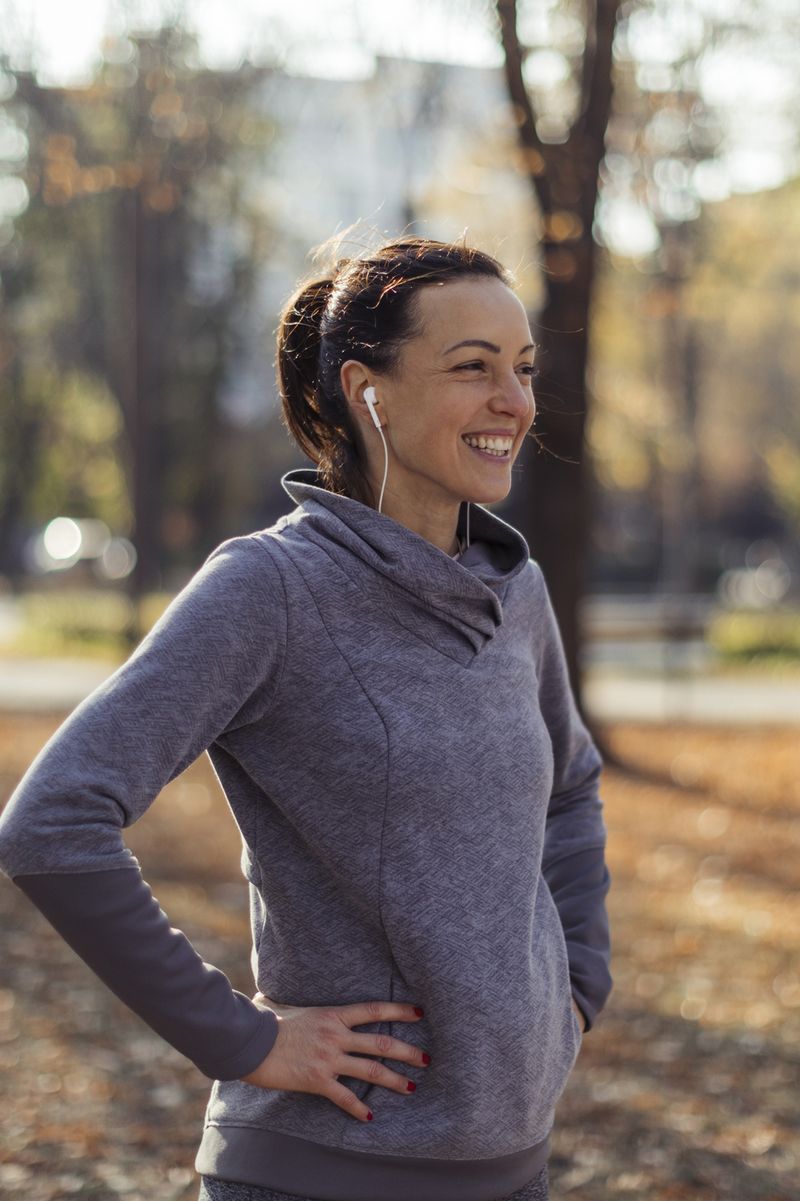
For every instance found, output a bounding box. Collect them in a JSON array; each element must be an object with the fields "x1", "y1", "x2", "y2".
[{"x1": 495, "y1": 0, "x2": 621, "y2": 739}]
